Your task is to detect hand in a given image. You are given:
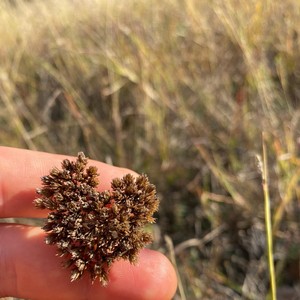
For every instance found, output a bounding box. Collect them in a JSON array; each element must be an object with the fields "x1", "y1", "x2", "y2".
[{"x1": 0, "y1": 147, "x2": 177, "y2": 300}]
